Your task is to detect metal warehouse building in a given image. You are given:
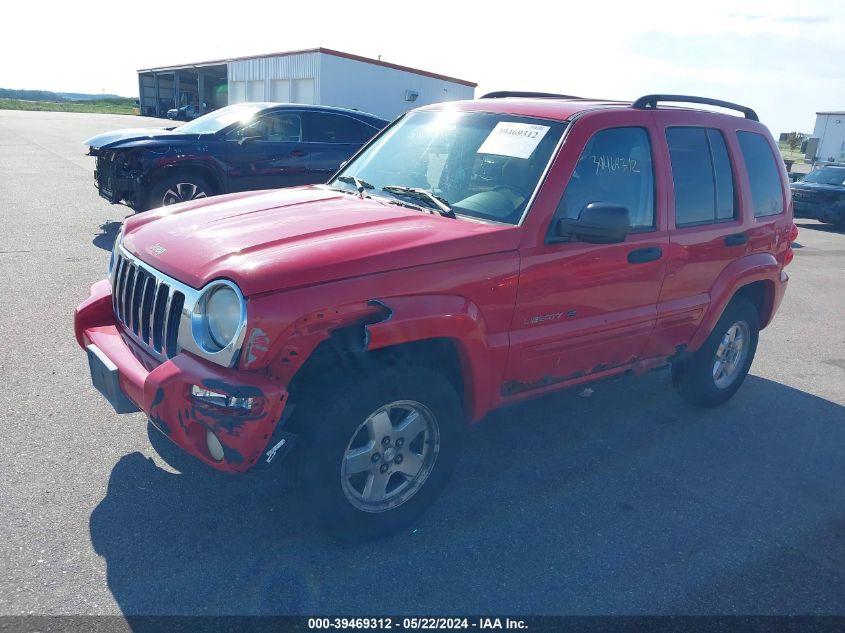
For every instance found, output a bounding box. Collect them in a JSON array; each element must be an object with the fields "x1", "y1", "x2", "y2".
[{"x1": 137, "y1": 47, "x2": 476, "y2": 121}]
